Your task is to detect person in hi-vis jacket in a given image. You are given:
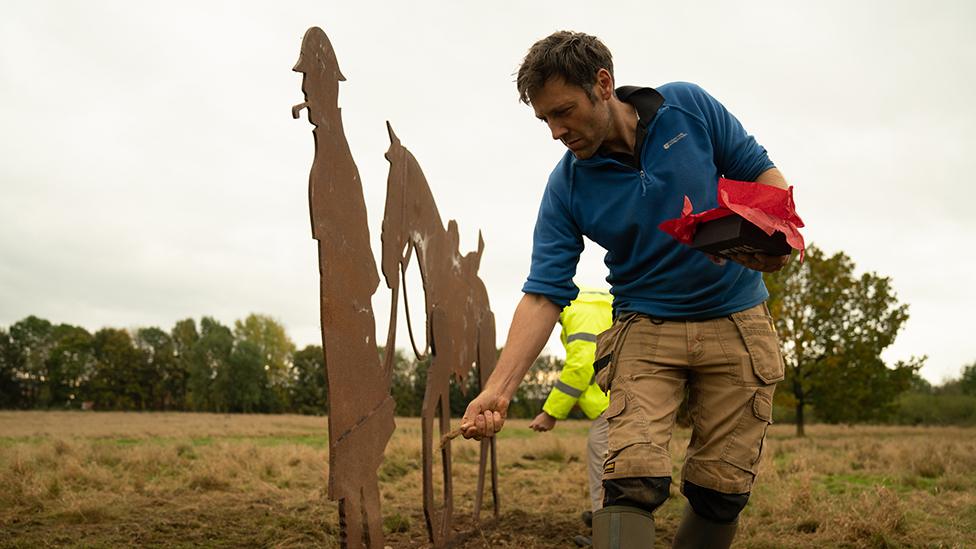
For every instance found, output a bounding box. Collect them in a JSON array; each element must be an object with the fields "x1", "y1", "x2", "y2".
[{"x1": 529, "y1": 286, "x2": 612, "y2": 516}]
